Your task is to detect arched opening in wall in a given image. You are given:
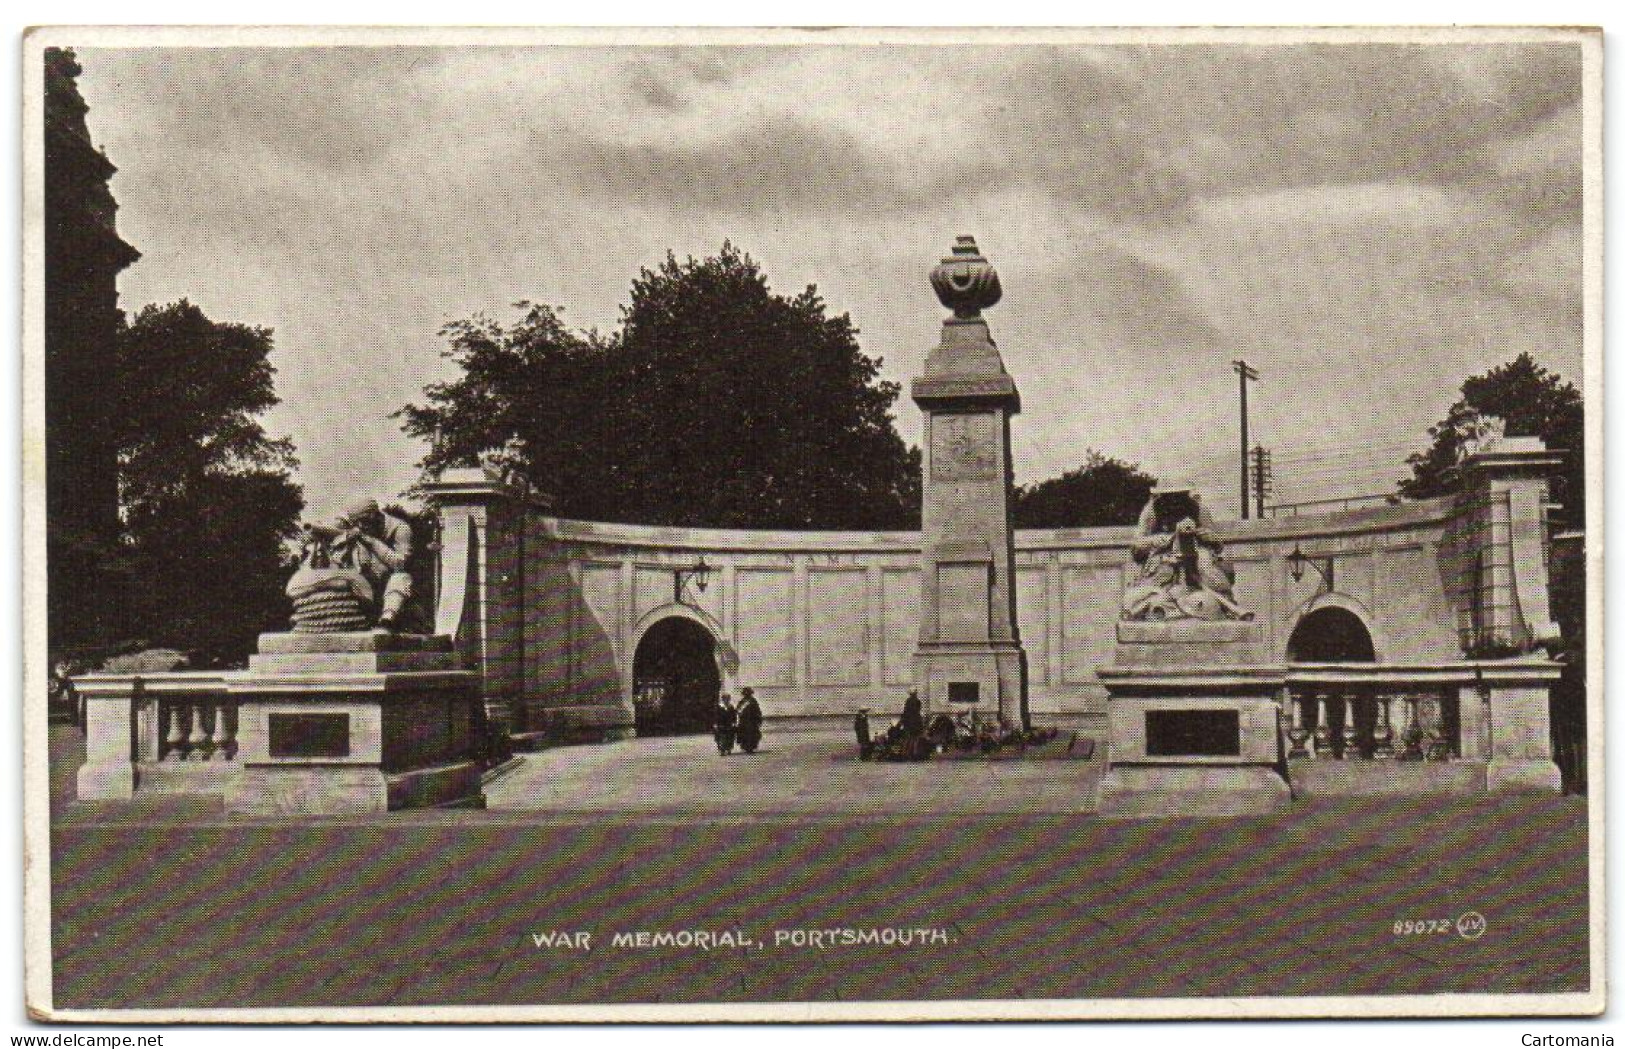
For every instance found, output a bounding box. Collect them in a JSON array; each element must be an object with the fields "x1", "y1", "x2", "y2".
[
  {"x1": 1287, "y1": 606, "x2": 1376, "y2": 663},
  {"x1": 1288, "y1": 606, "x2": 1383, "y2": 760},
  {"x1": 632, "y1": 617, "x2": 721, "y2": 737}
]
